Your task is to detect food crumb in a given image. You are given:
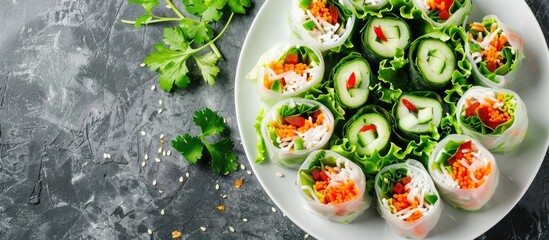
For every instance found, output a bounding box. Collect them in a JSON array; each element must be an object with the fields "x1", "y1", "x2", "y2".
[
  {"x1": 229, "y1": 226, "x2": 235, "y2": 233},
  {"x1": 234, "y1": 179, "x2": 244, "y2": 189},
  {"x1": 160, "y1": 139, "x2": 165, "y2": 144},
  {"x1": 304, "y1": 233, "x2": 310, "y2": 239},
  {"x1": 276, "y1": 172, "x2": 284, "y2": 177},
  {"x1": 172, "y1": 230, "x2": 182, "y2": 239},
  {"x1": 147, "y1": 229, "x2": 152, "y2": 235},
  {"x1": 216, "y1": 205, "x2": 225, "y2": 211},
  {"x1": 200, "y1": 226, "x2": 207, "y2": 232},
  {"x1": 271, "y1": 207, "x2": 277, "y2": 213}
]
